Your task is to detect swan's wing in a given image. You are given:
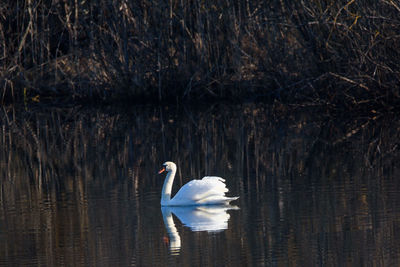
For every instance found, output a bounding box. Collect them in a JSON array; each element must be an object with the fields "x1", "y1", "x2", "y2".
[{"x1": 171, "y1": 176, "x2": 237, "y2": 205}]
